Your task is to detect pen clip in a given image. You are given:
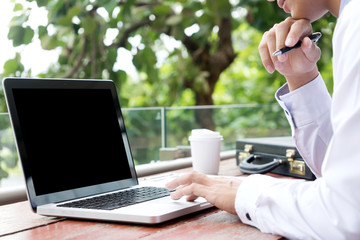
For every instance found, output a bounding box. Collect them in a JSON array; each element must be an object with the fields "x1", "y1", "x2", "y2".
[{"x1": 309, "y1": 32, "x2": 322, "y2": 43}]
